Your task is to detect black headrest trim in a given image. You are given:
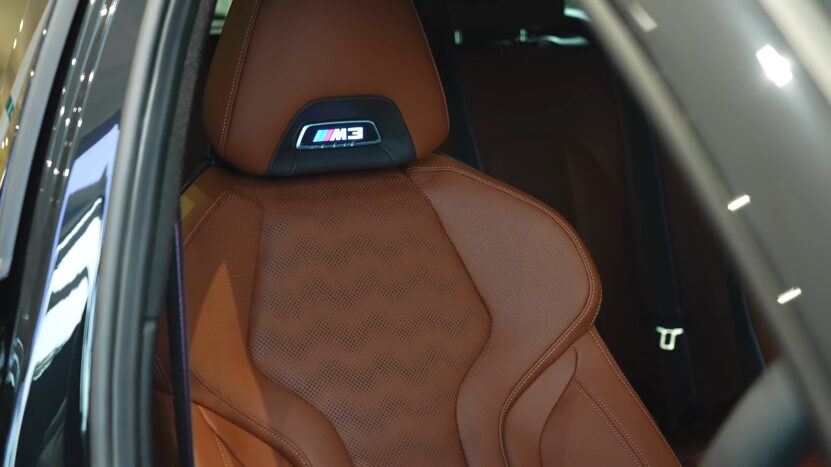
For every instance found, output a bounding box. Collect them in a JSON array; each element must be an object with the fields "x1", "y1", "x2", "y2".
[{"x1": 267, "y1": 97, "x2": 416, "y2": 177}]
